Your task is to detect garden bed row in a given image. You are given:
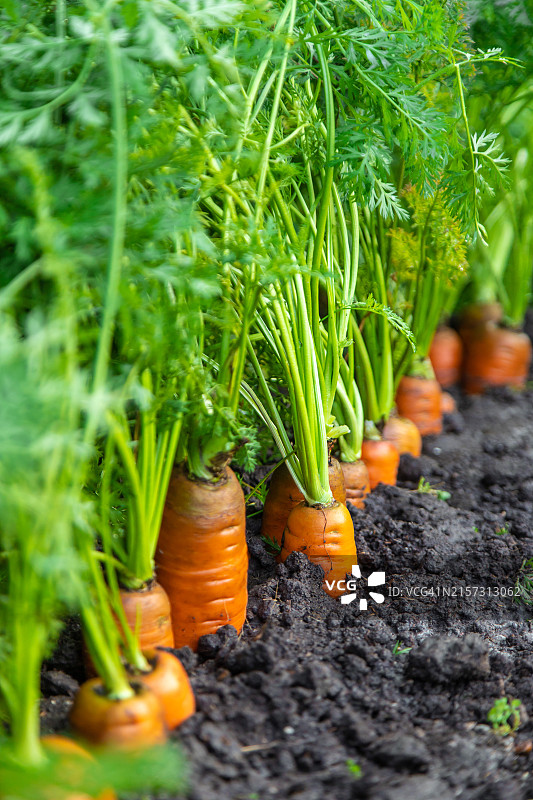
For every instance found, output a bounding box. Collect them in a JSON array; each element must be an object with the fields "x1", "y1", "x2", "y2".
[{"x1": 44, "y1": 382, "x2": 533, "y2": 800}]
